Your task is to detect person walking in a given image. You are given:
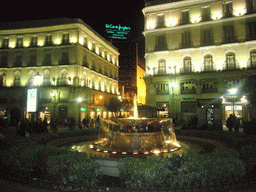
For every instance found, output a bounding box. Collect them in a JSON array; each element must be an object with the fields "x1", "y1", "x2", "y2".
[{"x1": 226, "y1": 114, "x2": 233, "y2": 132}]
